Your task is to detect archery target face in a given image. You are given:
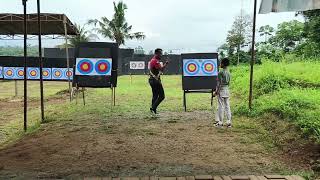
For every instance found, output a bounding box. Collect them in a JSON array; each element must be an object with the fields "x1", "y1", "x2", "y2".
[
  {"x1": 183, "y1": 59, "x2": 218, "y2": 77},
  {"x1": 130, "y1": 61, "x2": 145, "y2": 70},
  {"x1": 52, "y1": 68, "x2": 64, "y2": 80},
  {"x1": 95, "y1": 60, "x2": 111, "y2": 75},
  {"x1": 3, "y1": 67, "x2": 16, "y2": 79},
  {"x1": 183, "y1": 60, "x2": 200, "y2": 76},
  {"x1": 76, "y1": 59, "x2": 94, "y2": 75},
  {"x1": 27, "y1": 67, "x2": 40, "y2": 80},
  {"x1": 42, "y1": 68, "x2": 52, "y2": 80},
  {"x1": 201, "y1": 59, "x2": 217, "y2": 75},
  {"x1": 62, "y1": 68, "x2": 73, "y2": 80},
  {"x1": 76, "y1": 58, "x2": 112, "y2": 76},
  {"x1": 16, "y1": 67, "x2": 25, "y2": 79}
]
